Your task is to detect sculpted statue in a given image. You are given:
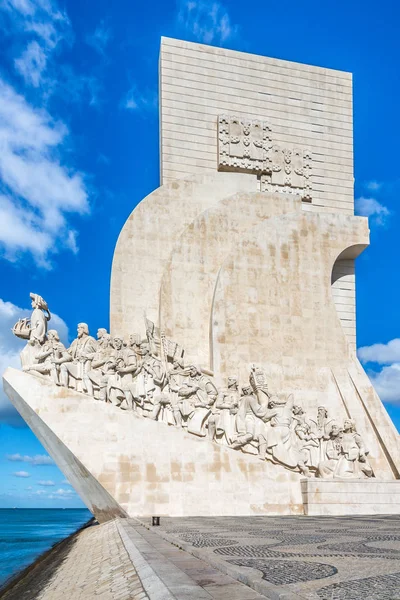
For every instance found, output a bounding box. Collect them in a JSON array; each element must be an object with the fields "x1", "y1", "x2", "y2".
[
  {"x1": 316, "y1": 424, "x2": 343, "y2": 479},
  {"x1": 151, "y1": 357, "x2": 185, "y2": 425},
  {"x1": 208, "y1": 377, "x2": 239, "y2": 445},
  {"x1": 261, "y1": 394, "x2": 300, "y2": 468},
  {"x1": 13, "y1": 293, "x2": 52, "y2": 368},
  {"x1": 106, "y1": 335, "x2": 140, "y2": 408},
  {"x1": 13, "y1": 297, "x2": 377, "y2": 480},
  {"x1": 178, "y1": 365, "x2": 218, "y2": 436},
  {"x1": 231, "y1": 385, "x2": 275, "y2": 457},
  {"x1": 82, "y1": 328, "x2": 112, "y2": 400},
  {"x1": 309, "y1": 406, "x2": 335, "y2": 464},
  {"x1": 23, "y1": 329, "x2": 67, "y2": 385},
  {"x1": 59, "y1": 323, "x2": 97, "y2": 392},
  {"x1": 333, "y1": 419, "x2": 373, "y2": 479},
  {"x1": 29, "y1": 293, "x2": 51, "y2": 345},
  {"x1": 293, "y1": 405, "x2": 319, "y2": 476}
]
